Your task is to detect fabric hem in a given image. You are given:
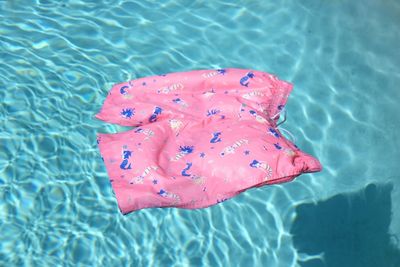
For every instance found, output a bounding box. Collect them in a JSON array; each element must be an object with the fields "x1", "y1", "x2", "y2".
[{"x1": 96, "y1": 133, "x2": 129, "y2": 215}]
